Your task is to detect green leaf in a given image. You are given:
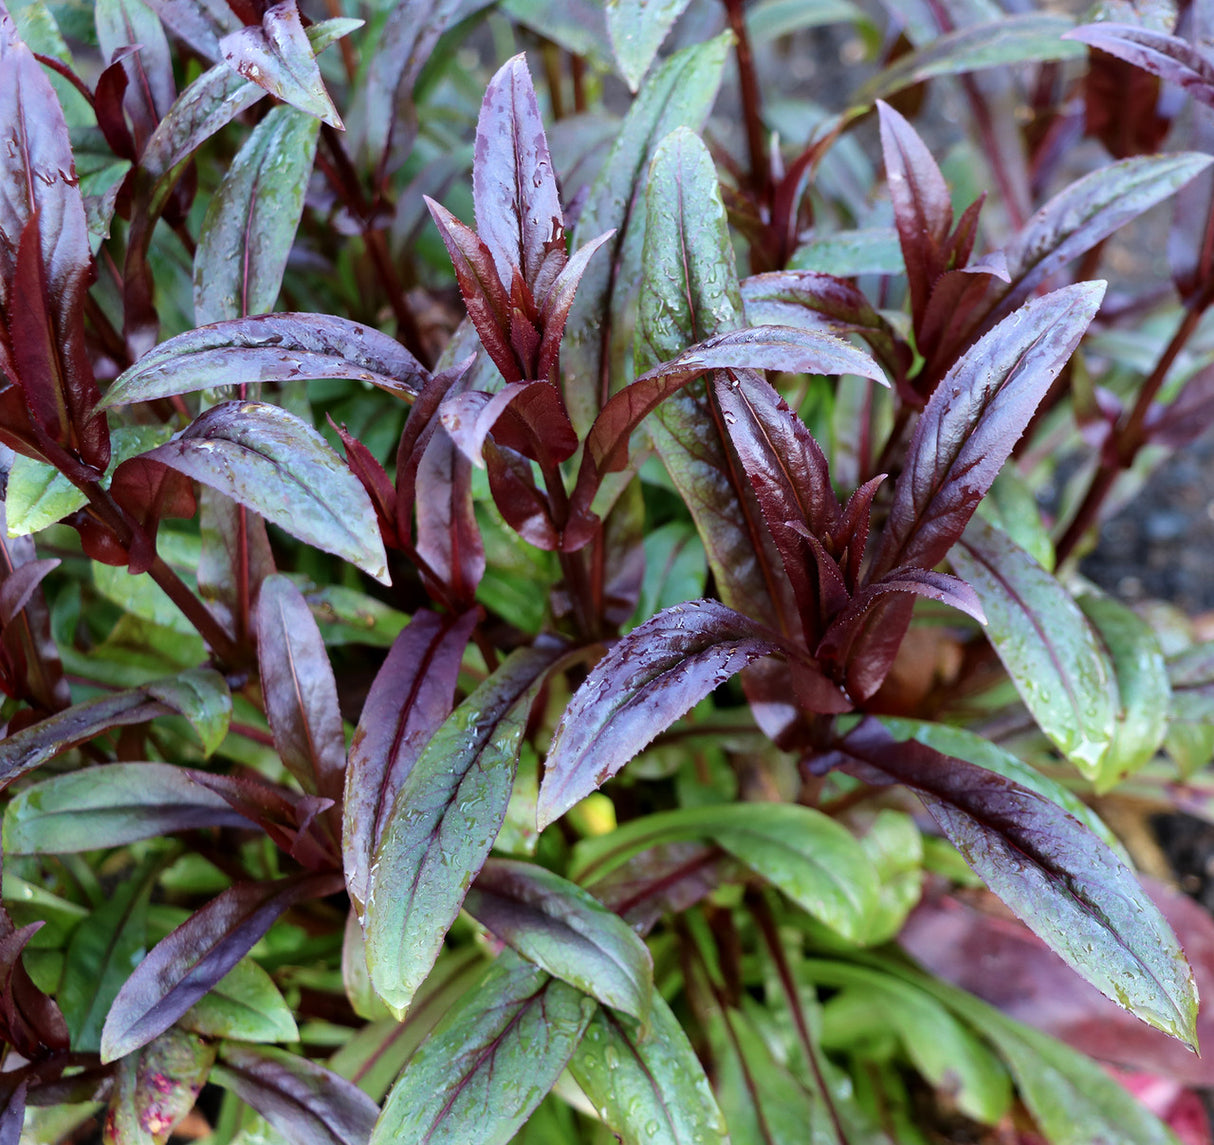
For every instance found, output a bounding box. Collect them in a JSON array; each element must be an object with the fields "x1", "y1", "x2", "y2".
[
  {"x1": 60, "y1": 861, "x2": 157, "y2": 1053},
  {"x1": 876, "y1": 717, "x2": 1129, "y2": 859},
  {"x1": 804, "y1": 961, "x2": 1011, "y2": 1126},
  {"x1": 950, "y1": 516, "x2": 1118, "y2": 779},
  {"x1": 745, "y1": 0, "x2": 868, "y2": 43},
  {"x1": 886, "y1": 963, "x2": 1183, "y2": 1145},
  {"x1": 788, "y1": 227, "x2": 904, "y2": 276},
  {"x1": 633, "y1": 520, "x2": 707, "y2": 625},
  {"x1": 854, "y1": 809, "x2": 923, "y2": 945},
  {"x1": 194, "y1": 103, "x2": 320, "y2": 324},
  {"x1": 364, "y1": 643, "x2": 565, "y2": 1016},
  {"x1": 144, "y1": 667, "x2": 233, "y2": 757},
  {"x1": 857, "y1": 14, "x2": 1084, "y2": 105},
  {"x1": 180, "y1": 957, "x2": 299, "y2": 1043},
  {"x1": 3, "y1": 762, "x2": 248, "y2": 854},
  {"x1": 105, "y1": 1027, "x2": 215, "y2": 1145},
  {"x1": 372, "y1": 953, "x2": 595, "y2": 1145},
  {"x1": 571, "y1": 804, "x2": 878, "y2": 942},
  {"x1": 464, "y1": 859, "x2": 654, "y2": 1024},
  {"x1": 142, "y1": 401, "x2": 389, "y2": 583},
  {"x1": 569, "y1": 997, "x2": 727, "y2": 1145},
  {"x1": 1078, "y1": 589, "x2": 1171, "y2": 792},
  {"x1": 563, "y1": 33, "x2": 731, "y2": 435},
  {"x1": 606, "y1": 0, "x2": 694, "y2": 91}
]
